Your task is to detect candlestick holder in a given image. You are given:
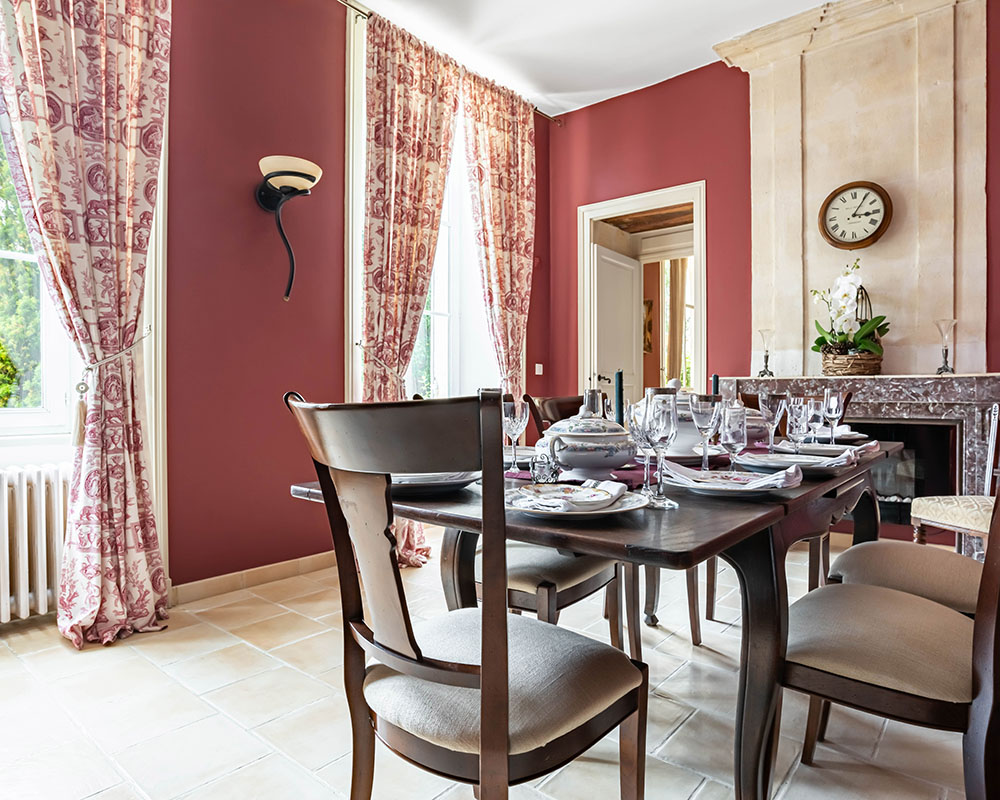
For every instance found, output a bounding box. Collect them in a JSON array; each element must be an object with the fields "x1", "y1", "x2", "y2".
[
  {"x1": 935, "y1": 319, "x2": 956, "y2": 375},
  {"x1": 757, "y1": 328, "x2": 775, "y2": 377}
]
